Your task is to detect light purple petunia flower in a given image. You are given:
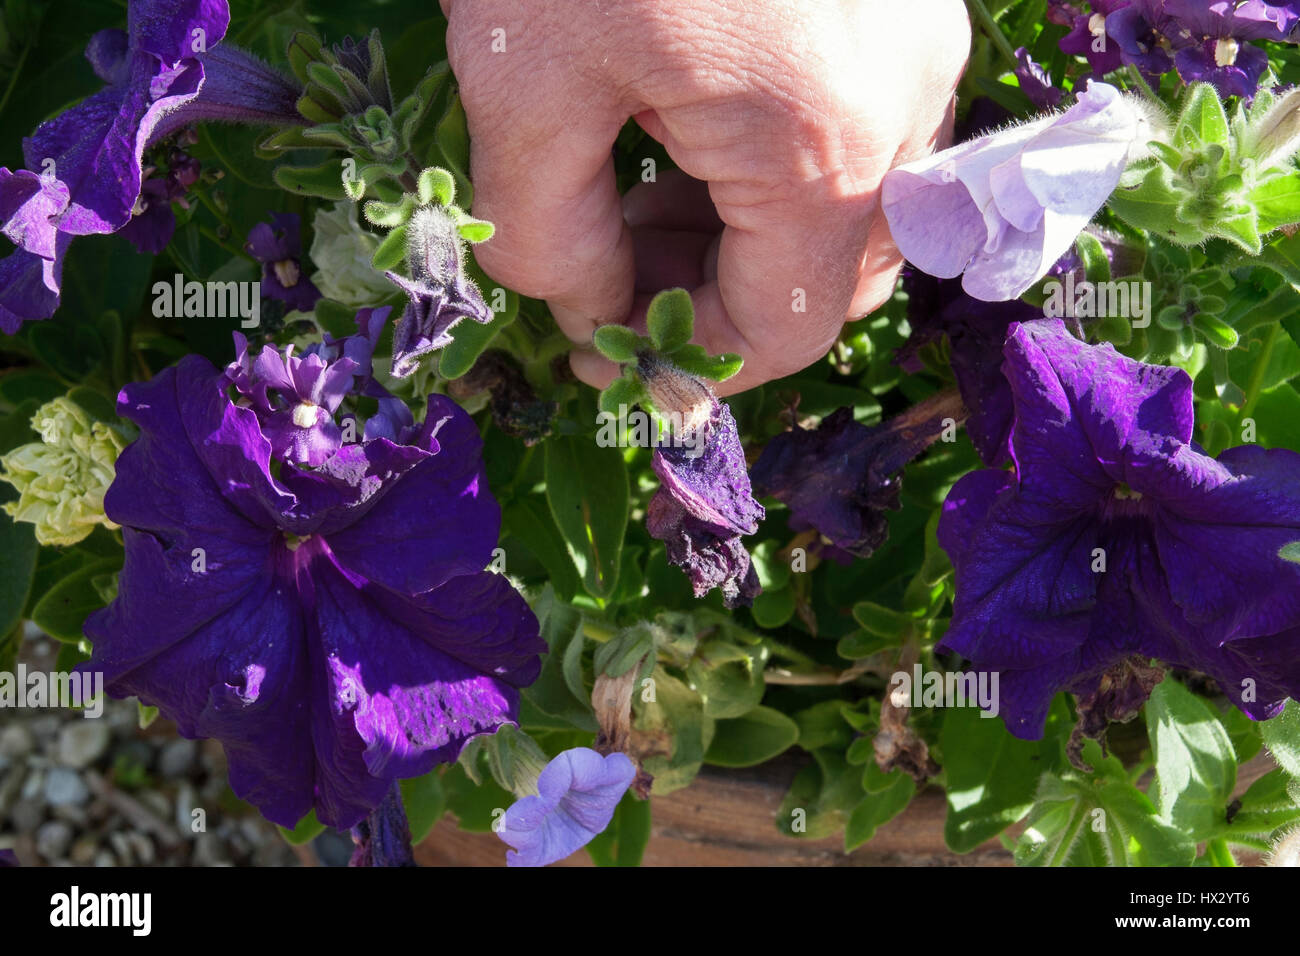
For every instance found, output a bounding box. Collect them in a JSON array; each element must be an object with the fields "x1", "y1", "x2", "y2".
[
  {"x1": 882, "y1": 81, "x2": 1152, "y2": 302},
  {"x1": 498, "y1": 748, "x2": 636, "y2": 867},
  {"x1": 80, "y1": 350, "x2": 544, "y2": 829},
  {"x1": 0, "y1": 0, "x2": 302, "y2": 333},
  {"x1": 386, "y1": 206, "x2": 494, "y2": 378},
  {"x1": 245, "y1": 212, "x2": 322, "y2": 313},
  {"x1": 937, "y1": 319, "x2": 1300, "y2": 739}
]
